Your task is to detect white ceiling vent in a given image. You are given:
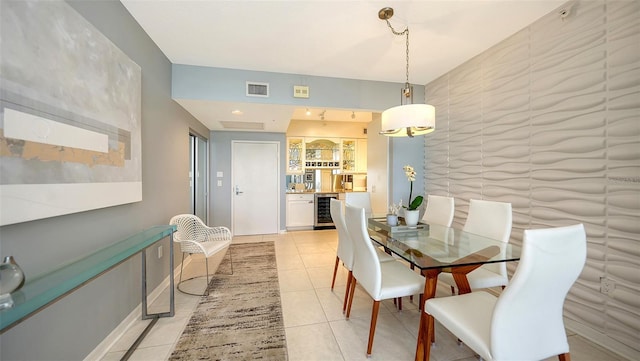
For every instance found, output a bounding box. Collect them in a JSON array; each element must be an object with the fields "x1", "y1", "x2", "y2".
[
  {"x1": 246, "y1": 81, "x2": 269, "y2": 97},
  {"x1": 220, "y1": 121, "x2": 264, "y2": 130}
]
